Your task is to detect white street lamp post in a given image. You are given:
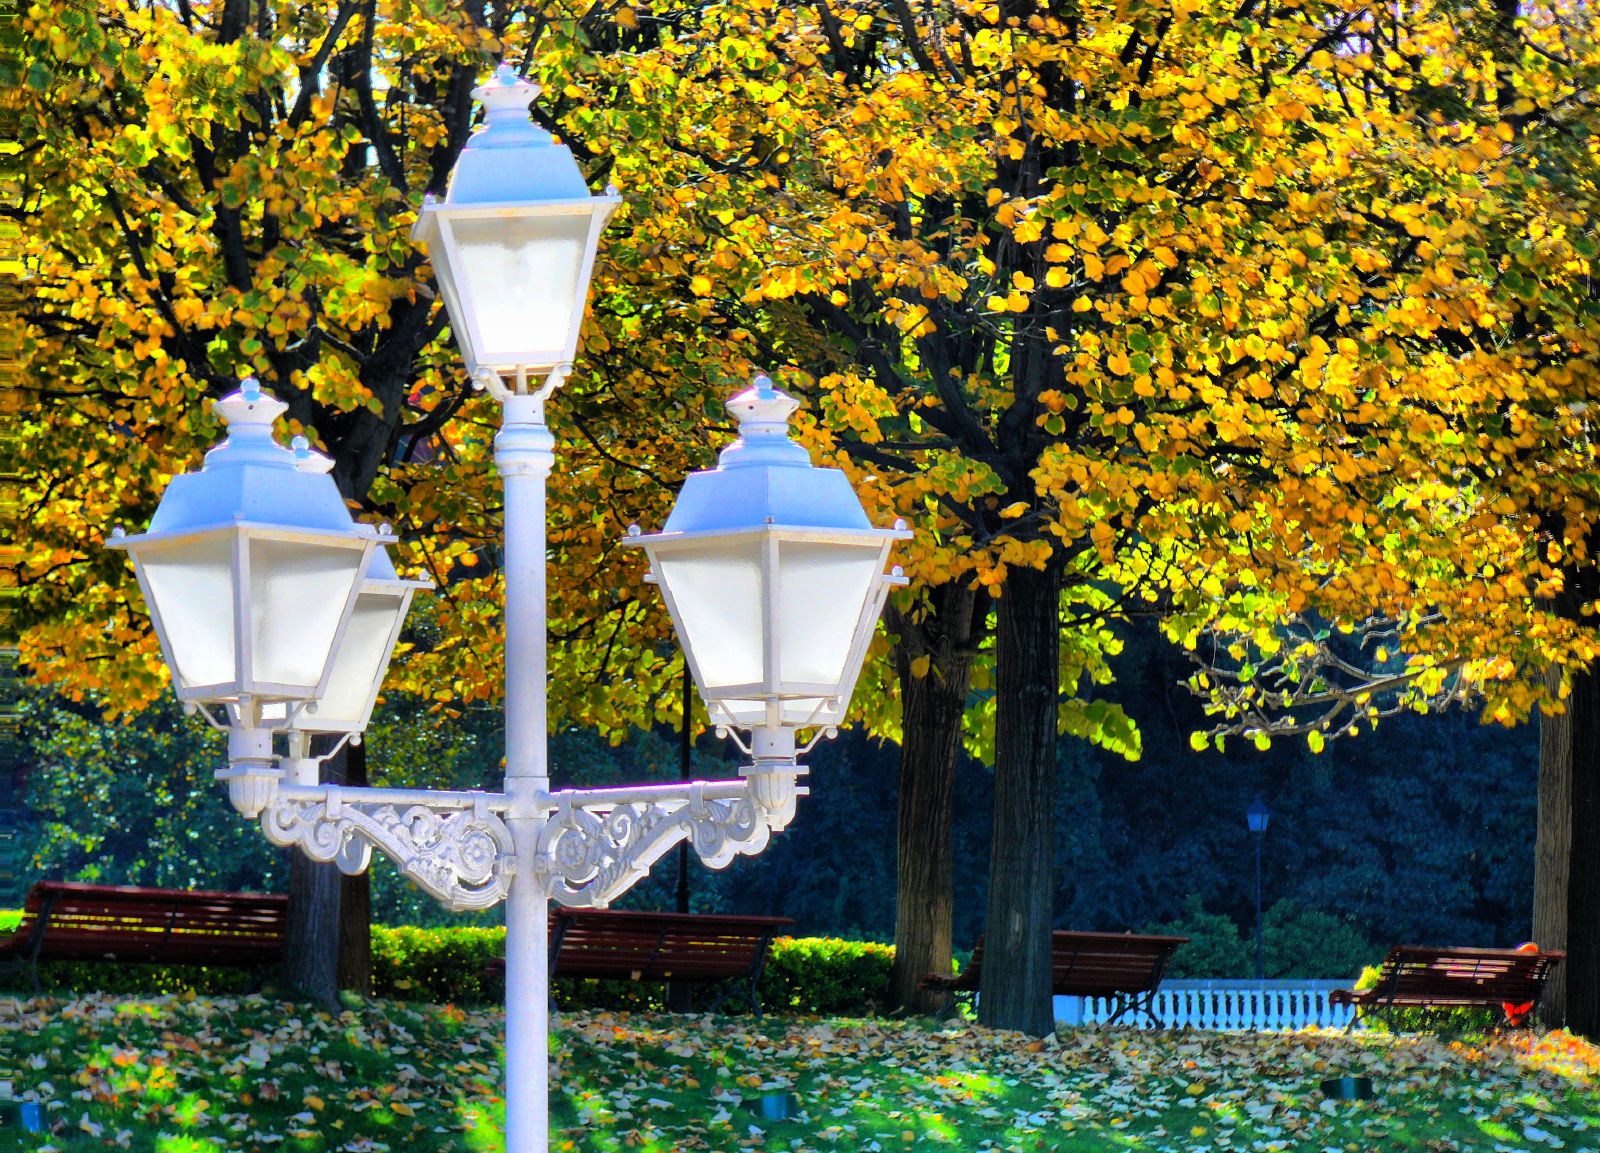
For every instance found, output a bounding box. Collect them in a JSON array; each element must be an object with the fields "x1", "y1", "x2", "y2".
[{"x1": 107, "y1": 66, "x2": 907, "y2": 1153}]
